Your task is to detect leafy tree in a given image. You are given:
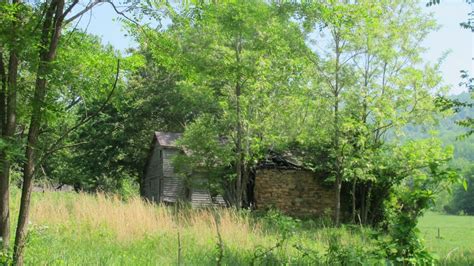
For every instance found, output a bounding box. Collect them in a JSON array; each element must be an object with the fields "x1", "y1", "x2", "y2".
[
  {"x1": 300, "y1": 2, "x2": 364, "y2": 225},
  {"x1": 0, "y1": 1, "x2": 120, "y2": 263},
  {"x1": 379, "y1": 138, "x2": 461, "y2": 263},
  {"x1": 130, "y1": 1, "x2": 311, "y2": 207},
  {"x1": 39, "y1": 32, "x2": 122, "y2": 192},
  {"x1": 174, "y1": 115, "x2": 234, "y2": 198},
  {"x1": 404, "y1": 91, "x2": 473, "y2": 211},
  {"x1": 55, "y1": 37, "x2": 211, "y2": 193},
  {"x1": 0, "y1": 0, "x2": 25, "y2": 251},
  {"x1": 299, "y1": 0, "x2": 443, "y2": 225}
]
